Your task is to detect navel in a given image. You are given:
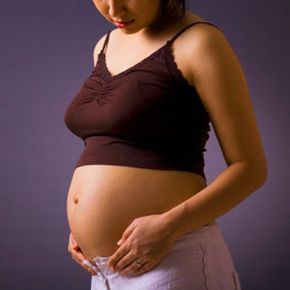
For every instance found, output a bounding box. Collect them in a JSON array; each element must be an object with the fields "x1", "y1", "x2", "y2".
[{"x1": 73, "y1": 195, "x2": 79, "y2": 204}]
